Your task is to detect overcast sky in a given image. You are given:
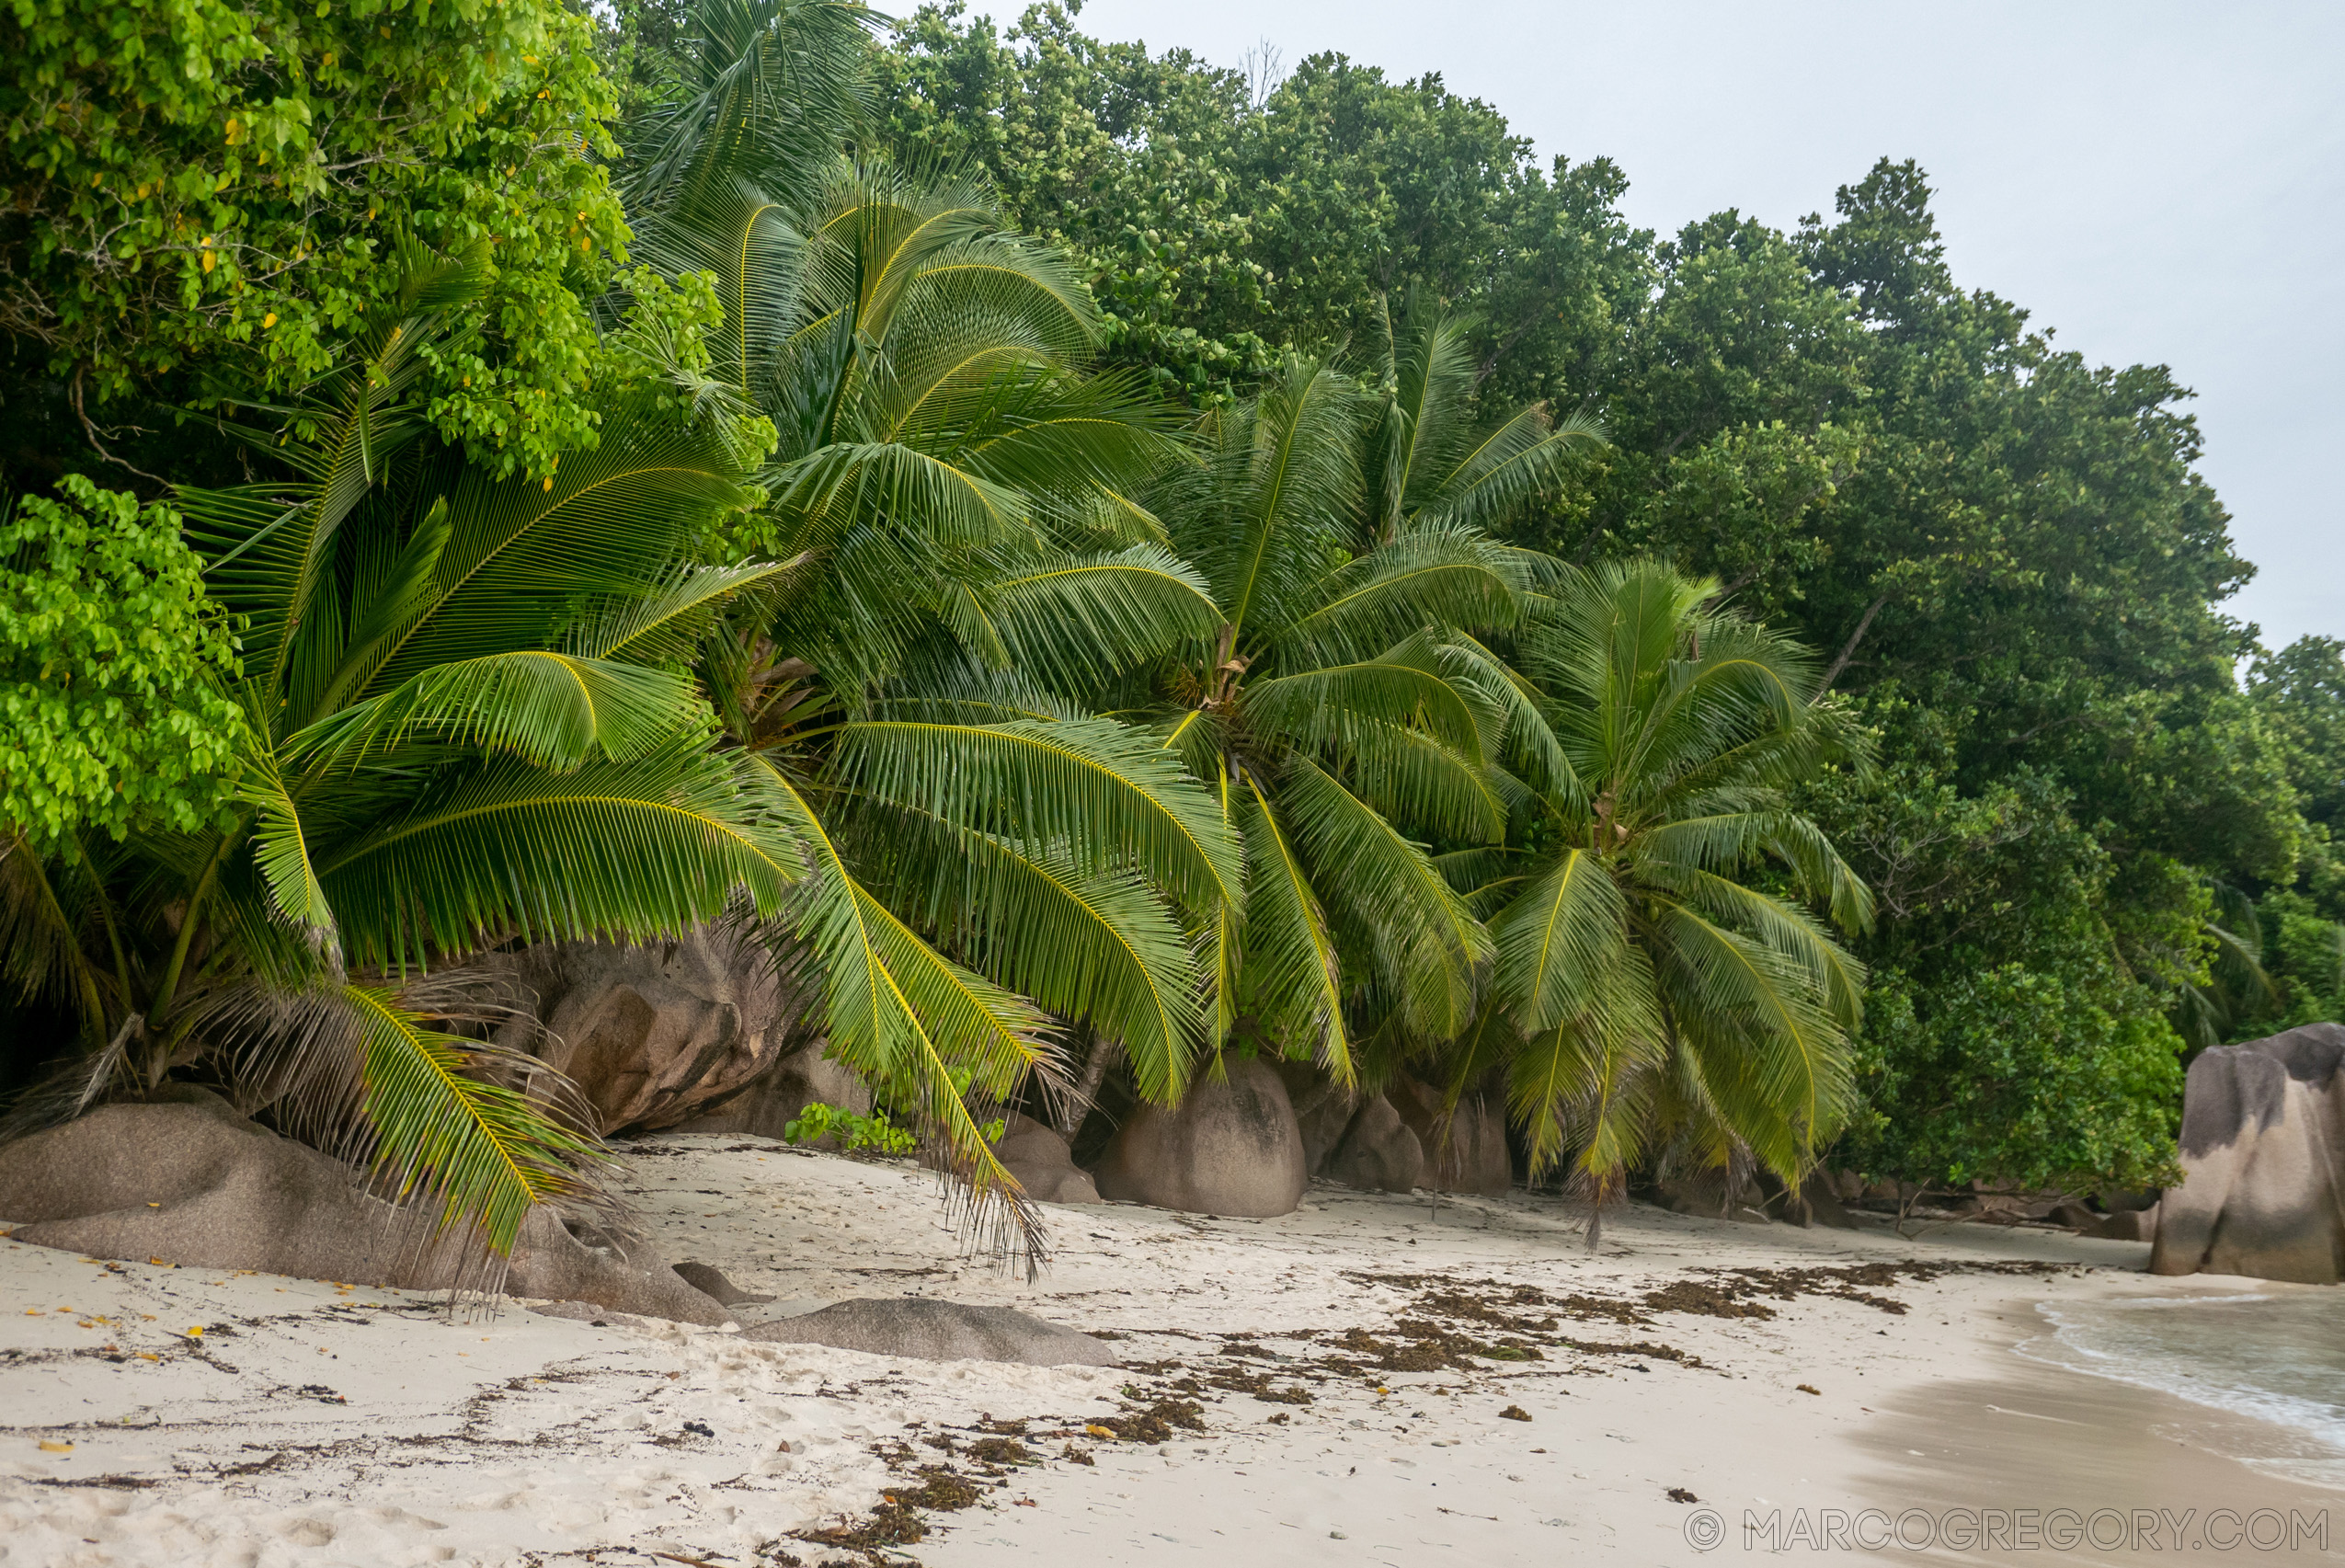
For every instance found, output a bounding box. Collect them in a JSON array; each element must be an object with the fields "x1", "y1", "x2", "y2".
[{"x1": 1042, "y1": 1, "x2": 2344, "y2": 650}]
